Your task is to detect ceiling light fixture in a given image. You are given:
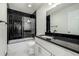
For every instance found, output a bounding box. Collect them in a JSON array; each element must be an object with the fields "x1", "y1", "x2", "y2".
[
  {"x1": 27, "y1": 19, "x2": 31, "y2": 23},
  {"x1": 28, "y1": 4, "x2": 32, "y2": 7}
]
